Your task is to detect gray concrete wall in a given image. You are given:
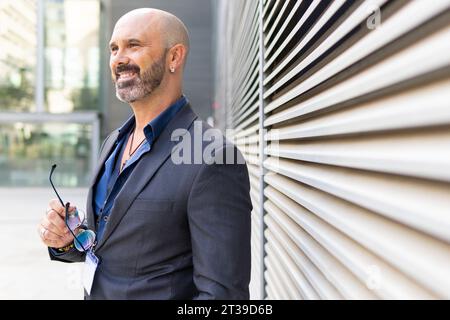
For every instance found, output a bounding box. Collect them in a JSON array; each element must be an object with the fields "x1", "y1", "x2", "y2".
[{"x1": 100, "y1": 0, "x2": 213, "y2": 137}]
